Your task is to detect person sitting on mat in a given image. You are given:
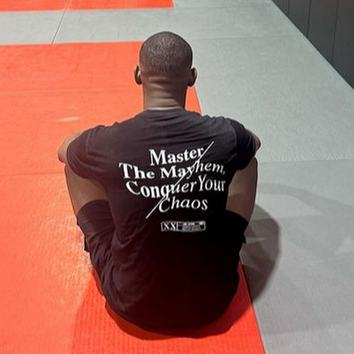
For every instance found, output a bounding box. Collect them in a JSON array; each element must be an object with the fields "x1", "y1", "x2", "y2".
[{"x1": 58, "y1": 31, "x2": 261, "y2": 331}]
